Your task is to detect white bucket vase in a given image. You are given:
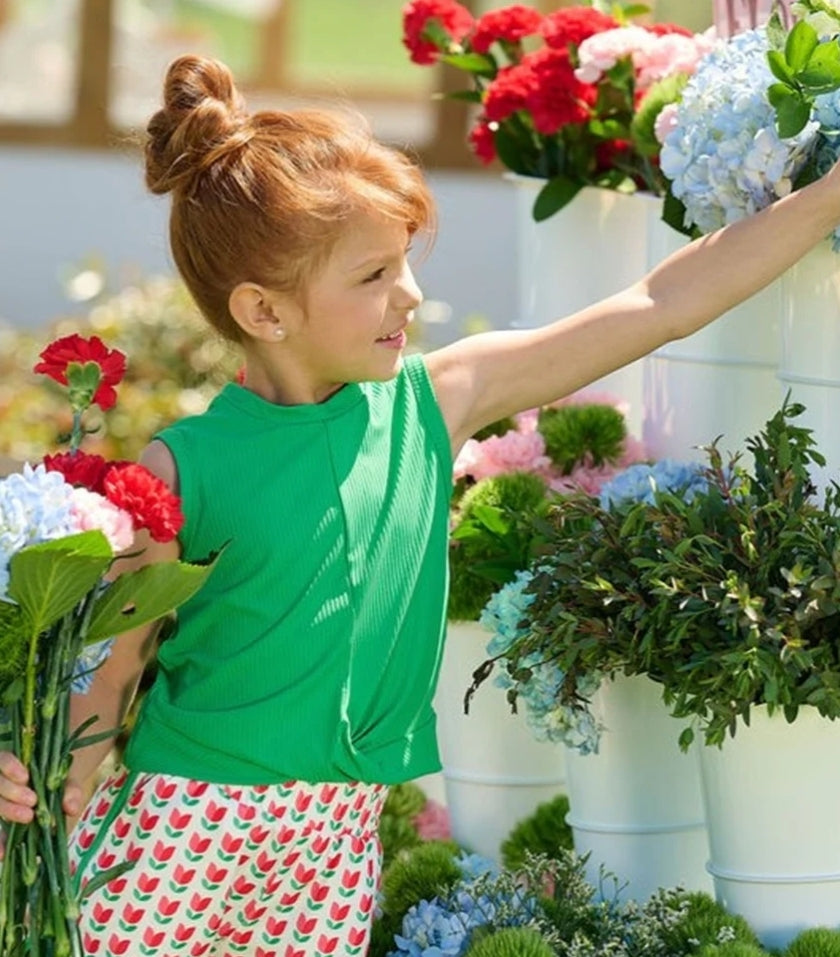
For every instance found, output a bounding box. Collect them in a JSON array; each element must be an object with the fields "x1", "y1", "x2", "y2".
[
  {"x1": 564, "y1": 674, "x2": 711, "y2": 901},
  {"x1": 699, "y1": 706, "x2": 840, "y2": 950},
  {"x1": 778, "y1": 240, "x2": 840, "y2": 494},
  {"x1": 434, "y1": 619, "x2": 567, "y2": 862},
  {"x1": 642, "y1": 210, "x2": 783, "y2": 464},
  {"x1": 508, "y1": 176, "x2": 656, "y2": 438}
]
